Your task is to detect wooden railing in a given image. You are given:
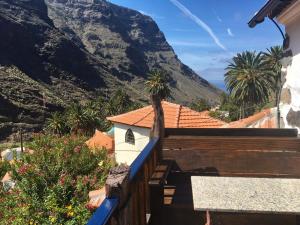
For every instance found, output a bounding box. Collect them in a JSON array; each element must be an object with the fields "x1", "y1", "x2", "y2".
[
  {"x1": 87, "y1": 137, "x2": 160, "y2": 225},
  {"x1": 163, "y1": 128, "x2": 300, "y2": 178}
]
